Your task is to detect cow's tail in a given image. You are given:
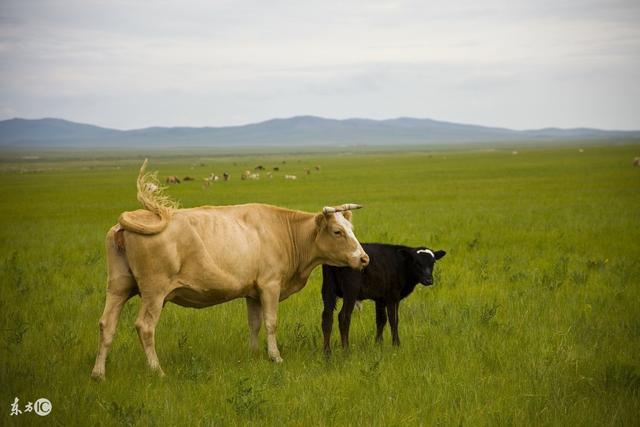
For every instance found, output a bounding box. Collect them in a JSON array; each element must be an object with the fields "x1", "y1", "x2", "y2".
[{"x1": 118, "y1": 159, "x2": 178, "y2": 235}]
